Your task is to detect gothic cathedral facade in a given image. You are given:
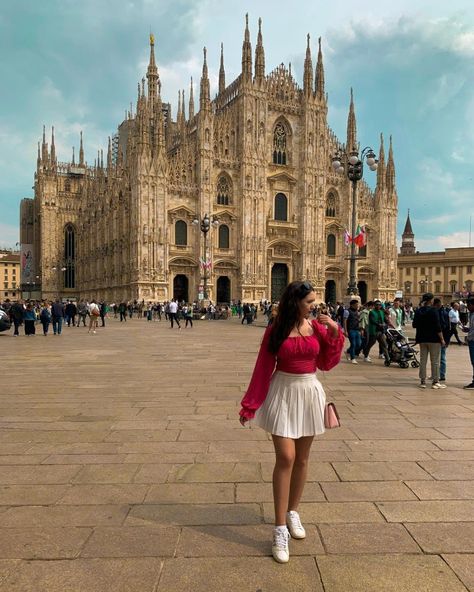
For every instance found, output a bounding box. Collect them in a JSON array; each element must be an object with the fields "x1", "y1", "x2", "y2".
[{"x1": 21, "y1": 17, "x2": 398, "y2": 304}]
